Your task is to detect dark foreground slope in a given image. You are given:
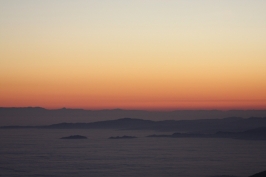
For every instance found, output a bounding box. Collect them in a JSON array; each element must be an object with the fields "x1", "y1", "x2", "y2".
[{"x1": 249, "y1": 170, "x2": 266, "y2": 177}]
